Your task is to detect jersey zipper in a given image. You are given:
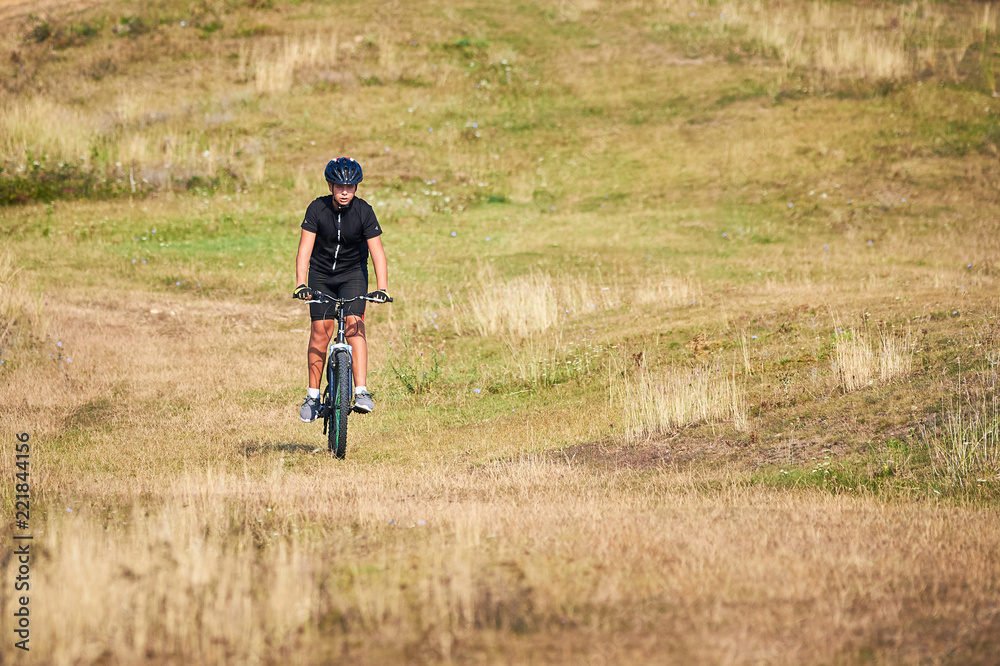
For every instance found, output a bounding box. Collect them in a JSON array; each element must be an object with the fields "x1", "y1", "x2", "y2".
[{"x1": 331, "y1": 211, "x2": 341, "y2": 273}]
